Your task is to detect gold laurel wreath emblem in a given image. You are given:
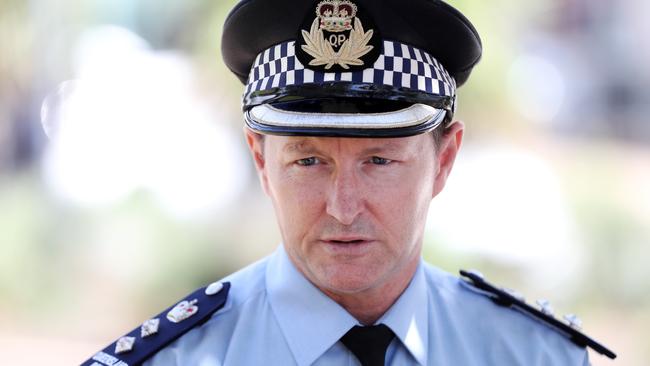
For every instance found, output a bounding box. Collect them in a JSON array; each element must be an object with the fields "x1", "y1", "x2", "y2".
[{"x1": 300, "y1": 17, "x2": 374, "y2": 70}]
